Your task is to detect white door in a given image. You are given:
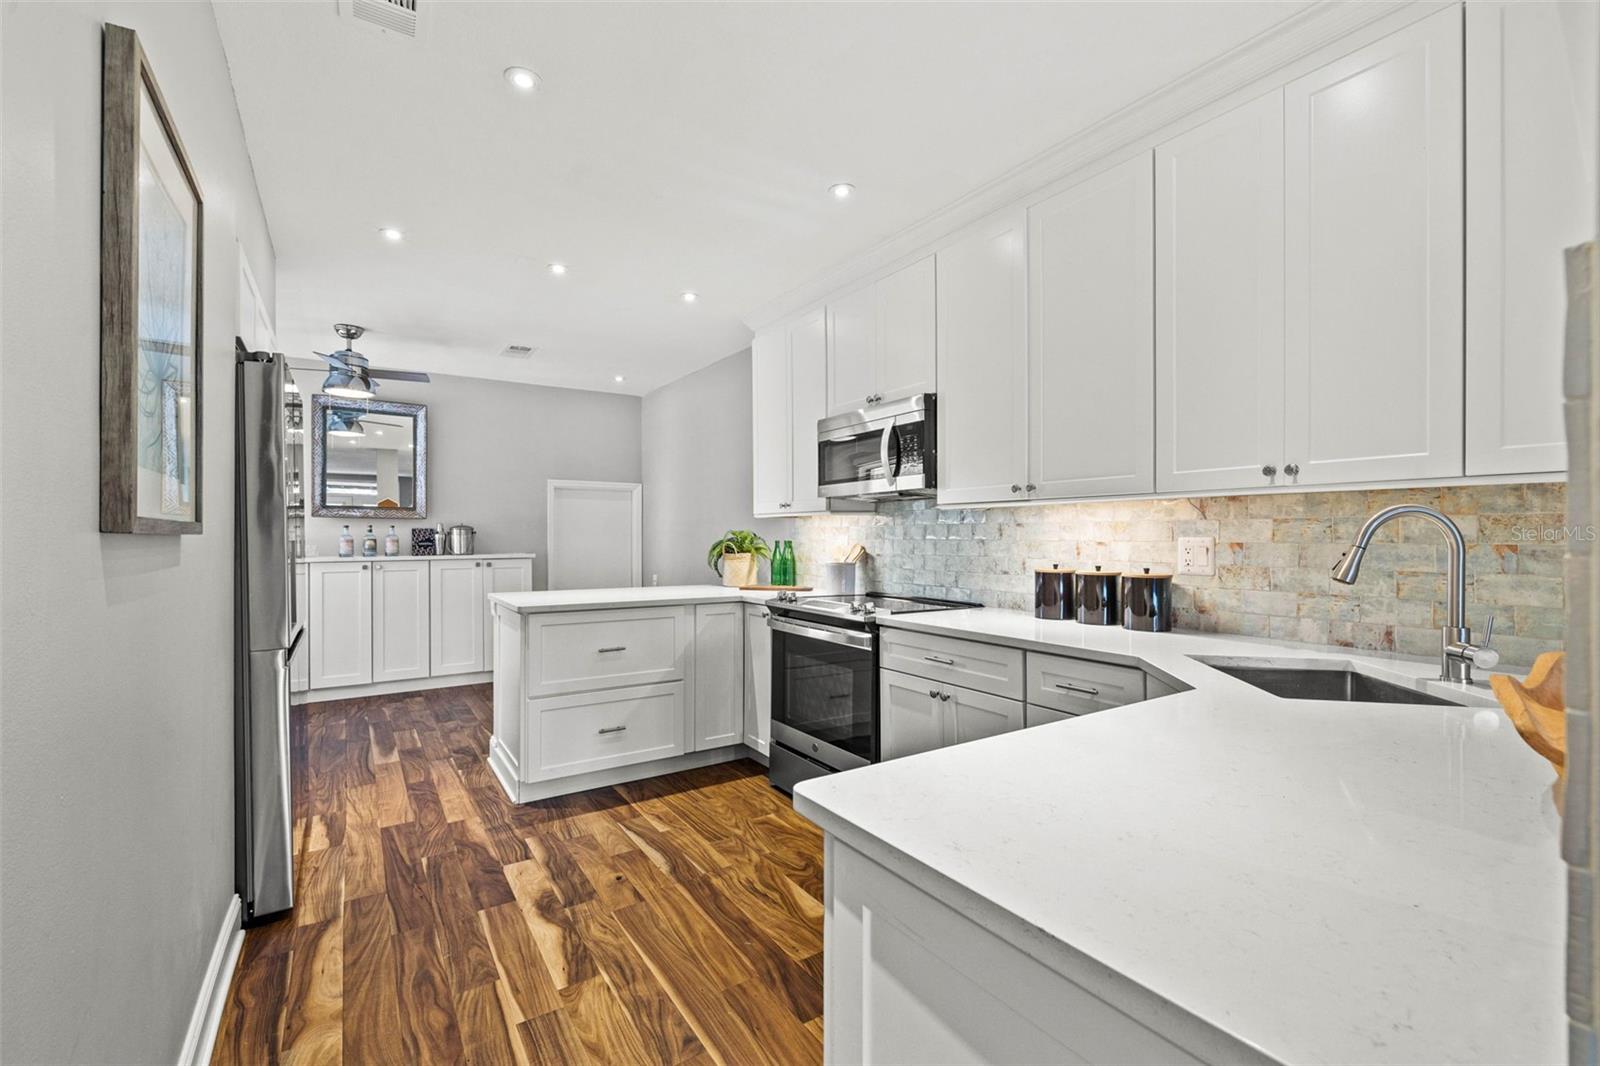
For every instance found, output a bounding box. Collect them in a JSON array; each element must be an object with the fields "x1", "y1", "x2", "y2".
[
  {"x1": 875, "y1": 256, "x2": 937, "y2": 405},
  {"x1": 1155, "y1": 91, "x2": 1287, "y2": 494},
  {"x1": 788, "y1": 309, "x2": 830, "y2": 514},
  {"x1": 693, "y1": 603, "x2": 744, "y2": 751},
  {"x1": 309, "y1": 561, "x2": 372, "y2": 689},
  {"x1": 482, "y1": 557, "x2": 533, "y2": 669},
  {"x1": 430, "y1": 559, "x2": 485, "y2": 676},
  {"x1": 752, "y1": 326, "x2": 792, "y2": 516},
  {"x1": 936, "y1": 211, "x2": 1029, "y2": 506},
  {"x1": 742, "y1": 604, "x2": 772, "y2": 755},
  {"x1": 290, "y1": 565, "x2": 309, "y2": 694},
  {"x1": 1466, "y1": 0, "x2": 1595, "y2": 475},
  {"x1": 827, "y1": 284, "x2": 878, "y2": 415},
  {"x1": 372, "y1": 559, "x2": 429, "y2": 683},
  {"x1": 881, "y1": 670, "x2": 946, "y2": 761},
  {"x1": 1284, "y1": 9, "x2": 1464, "y2": 485},
  {"x1": 547, "y1": 480, "x2": 642, "y2": 589},
  {"x1": 948, "y1": 686, "x2": 1025, "y2": 745},
  {"x1": 1028, "y1": 153, "x2": 1156, "y2": 500}
]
